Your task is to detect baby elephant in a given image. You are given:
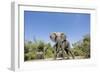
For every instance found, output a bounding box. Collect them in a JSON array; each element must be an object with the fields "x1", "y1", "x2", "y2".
[{"x1": 50, "y1": 32, "x2": 74, "y2": 59}]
